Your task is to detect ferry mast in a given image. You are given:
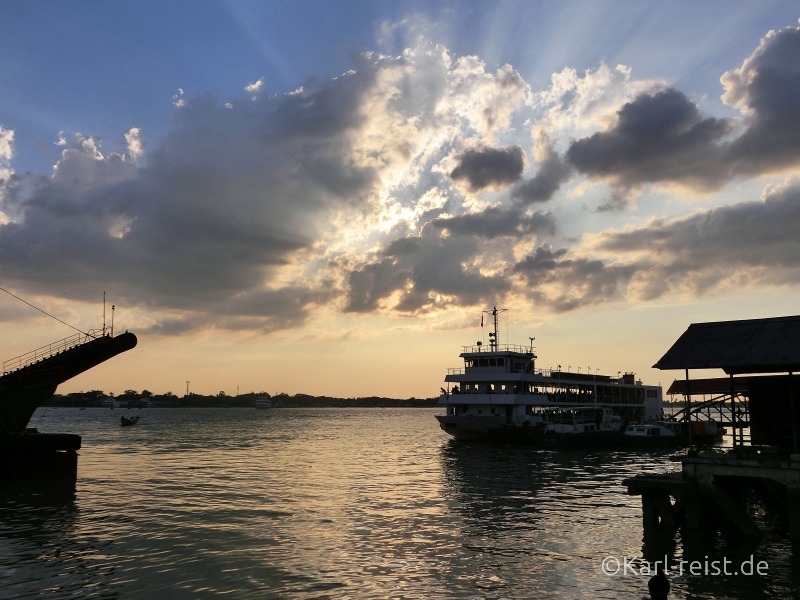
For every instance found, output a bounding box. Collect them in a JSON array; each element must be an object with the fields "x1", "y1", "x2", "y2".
[{"x1": 483, "y1": 306, "x2": 507, "y2": 350}]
